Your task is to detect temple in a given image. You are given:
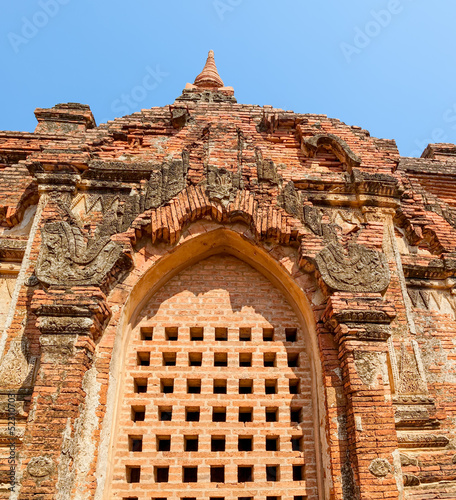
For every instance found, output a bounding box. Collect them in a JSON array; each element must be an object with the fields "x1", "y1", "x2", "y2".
[{"x1": 1, "y1": 51, "x2": 456, "y2": 499}]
